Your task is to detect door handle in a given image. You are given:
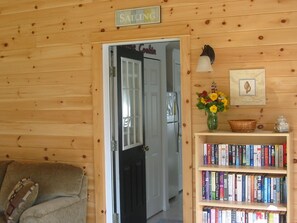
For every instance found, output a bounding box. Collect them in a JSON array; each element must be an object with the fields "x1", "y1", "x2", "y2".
[{"x1": 142, "y1": 145, "x2": 150, "y2": 152}]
